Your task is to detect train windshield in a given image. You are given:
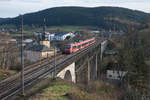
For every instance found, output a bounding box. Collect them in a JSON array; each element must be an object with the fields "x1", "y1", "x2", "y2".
[{"x1": 65, "y1": 45, "x2": 71, "y2": 49}]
